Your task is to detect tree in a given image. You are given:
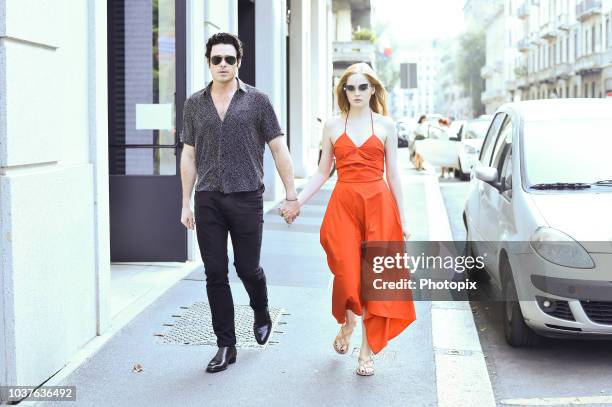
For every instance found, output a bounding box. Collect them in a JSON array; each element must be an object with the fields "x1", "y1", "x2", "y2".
[
  {"x1": 372, "y1": 24, "x2": 400, "y2": 91},
  {"x1": 456, "y1": 29, "x2": 486, "y2": 116}
]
